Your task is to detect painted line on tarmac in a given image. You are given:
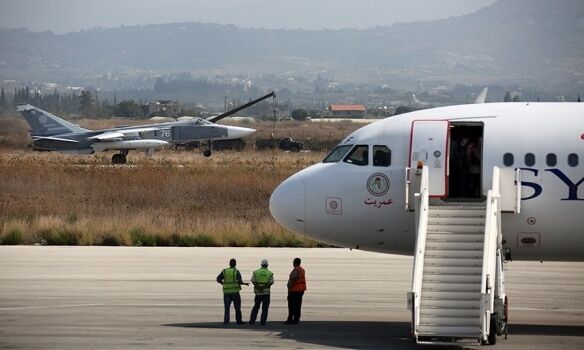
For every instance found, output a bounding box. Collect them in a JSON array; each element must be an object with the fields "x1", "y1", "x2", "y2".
[
  {"x1": 0, "y1": 303, "x2": 211, "y2": 311},
  {"x1": 6, "y1": 304, "x2": 578, "y2": 313},
  {"x1": 0, "y1": 304, "x2": 102, "y2": 311},
  {"x1": 0, "y1": 303, "x2": 395, "y2": 311}
]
